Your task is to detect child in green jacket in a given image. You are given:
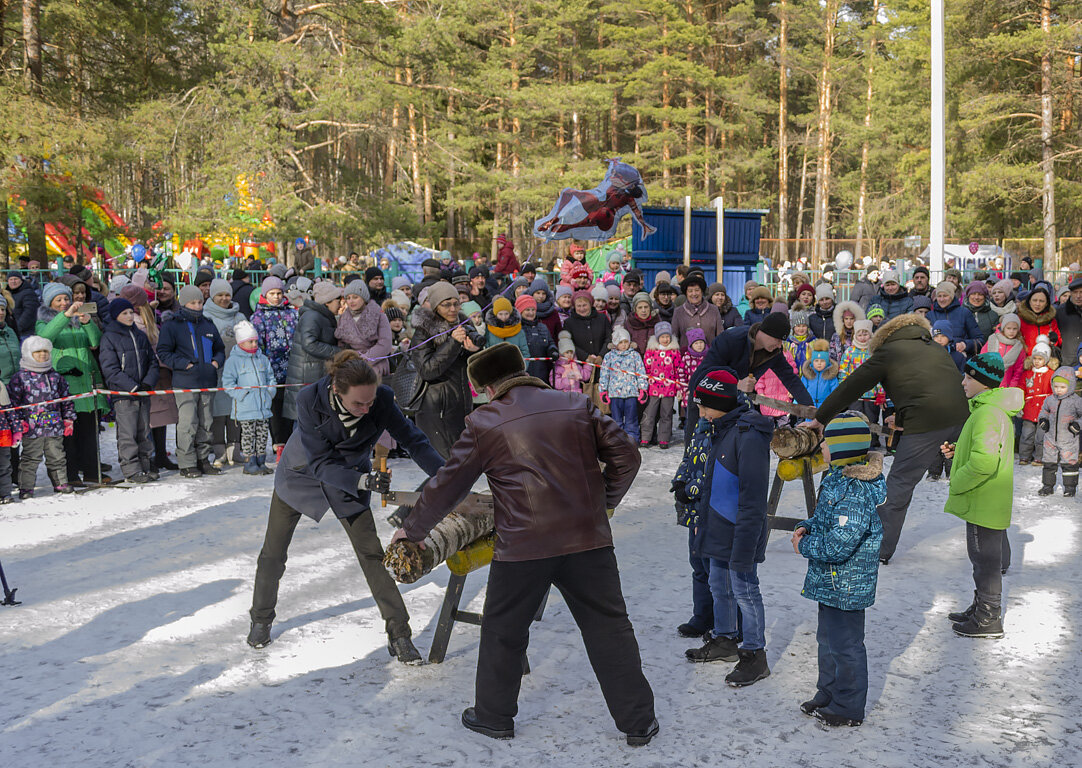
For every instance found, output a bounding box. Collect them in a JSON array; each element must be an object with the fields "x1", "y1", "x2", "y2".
[{"x1": 940, "y1": 352, "x2": 1022, "y2": 639}]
